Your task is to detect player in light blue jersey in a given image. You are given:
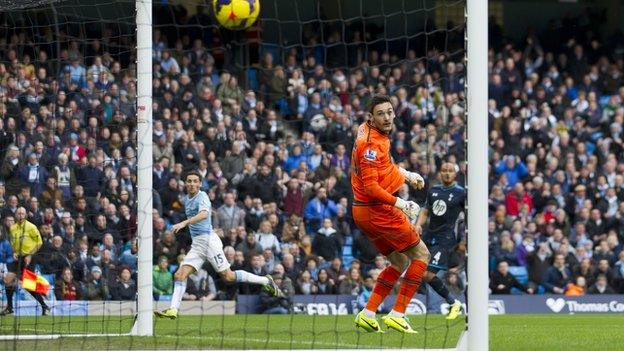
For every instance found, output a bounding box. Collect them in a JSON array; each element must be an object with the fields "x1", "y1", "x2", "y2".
[{"x1": 155, "y1": 170, "x2": 281, "y2": 319}]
